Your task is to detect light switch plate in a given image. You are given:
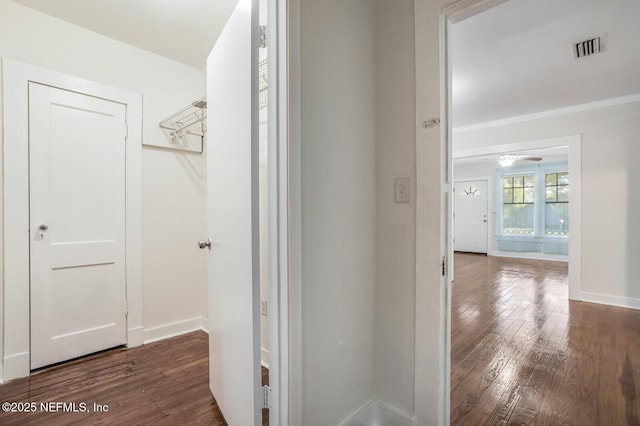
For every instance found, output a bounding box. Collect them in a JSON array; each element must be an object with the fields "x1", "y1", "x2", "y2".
[{"x1": 395, "y1": 178, "x2": 410, "y2": 203}]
